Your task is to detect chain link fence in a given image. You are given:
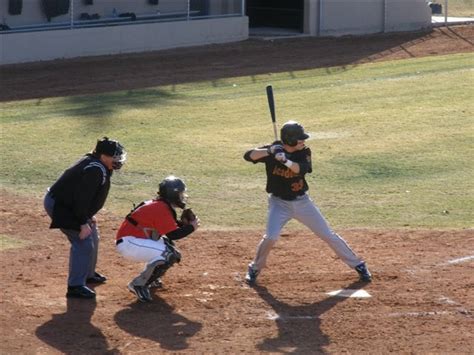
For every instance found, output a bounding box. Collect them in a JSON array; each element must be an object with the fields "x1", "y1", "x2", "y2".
[{"x1": 428, "y1": 0, "x2": 474, "y2": 25}]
